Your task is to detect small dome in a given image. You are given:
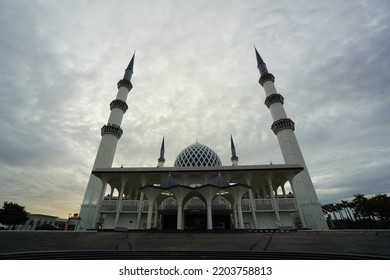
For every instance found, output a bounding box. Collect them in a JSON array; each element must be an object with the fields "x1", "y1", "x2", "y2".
[
  {"x1": 211, "y1": 172, "x2": 230, "y2": 187},
  {"x1": 174, "y1": 143, "x2": 222, "y2": 167},
  {"x1": 160, "y1": 173, "x2": 177, "y2": 188}
]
